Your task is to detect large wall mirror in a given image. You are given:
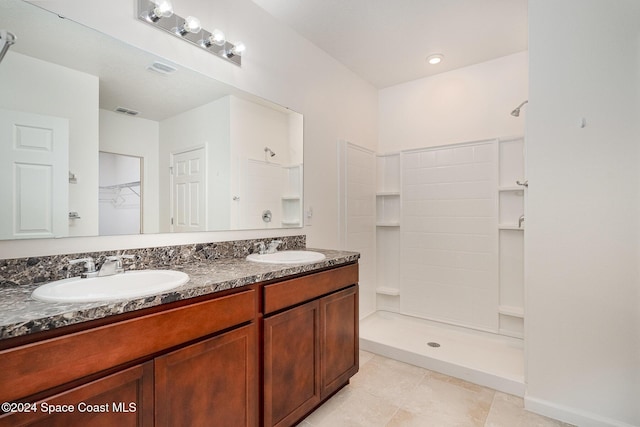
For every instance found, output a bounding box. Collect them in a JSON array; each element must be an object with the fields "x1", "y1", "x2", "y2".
[{"x1": 0, "y1": 0, "x2": 303, "y2": 240}]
